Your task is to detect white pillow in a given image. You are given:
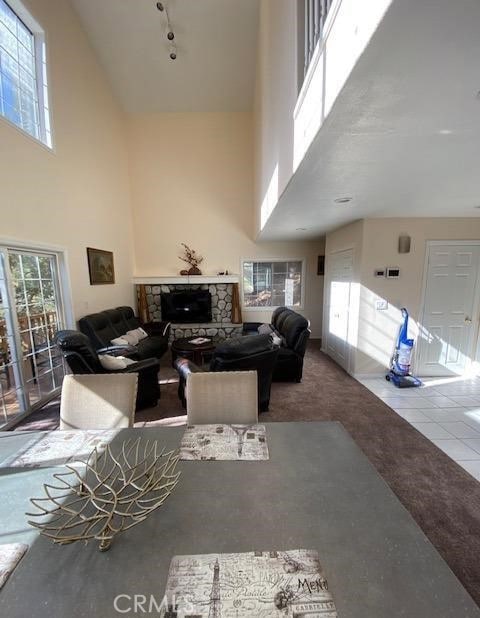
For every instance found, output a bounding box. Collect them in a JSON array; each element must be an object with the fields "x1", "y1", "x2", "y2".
[
  {"x1": 111, "y1": 336, "x2": 128, "y2": 346},
  {"x1": 135, "y1": 327, "x2": 148, "y2": 341},
  {"x1": 123, "y1": 330, "x2": 141, "y2": 345},
  {"x1": 258, "y1": 323, "x2": 273, "y2": 335},
  {"x1": 271, "y1": 333, "x2": 283, "y2": 347},
  {"x1": 98, "y1": 354, "x2": 136, "y2": 370}
]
